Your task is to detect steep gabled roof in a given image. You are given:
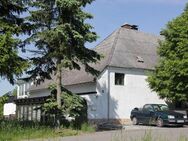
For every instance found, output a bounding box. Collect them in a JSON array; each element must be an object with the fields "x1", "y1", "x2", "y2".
[
  {"x1": 109, "y1": 27, "x2": 162, "y2": 69},
  {"x1": 62, "y1": 25, "x2": 162, "y2": 86},
  {"x1": 28, "y1": 25, "x2": 162, "y2": 91}
]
